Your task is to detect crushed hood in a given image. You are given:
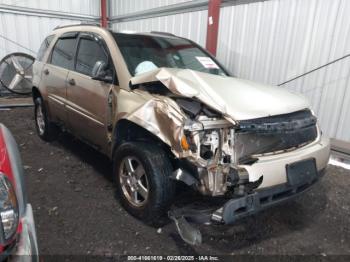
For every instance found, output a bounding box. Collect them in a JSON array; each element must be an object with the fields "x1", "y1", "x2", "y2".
[{"x1": 130, "y1": 68, "x2": 310, "y2": 121}]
